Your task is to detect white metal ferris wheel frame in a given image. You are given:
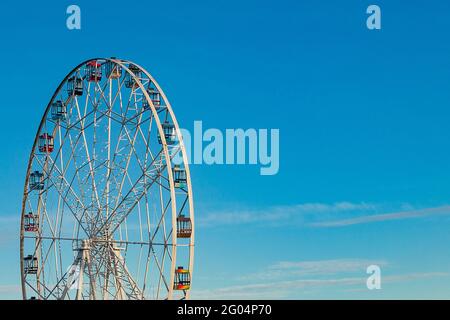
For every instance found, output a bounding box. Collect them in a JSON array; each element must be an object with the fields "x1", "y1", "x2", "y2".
[{"x1": 19, "y1": 58, "x2": 195, "y2": 300}]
